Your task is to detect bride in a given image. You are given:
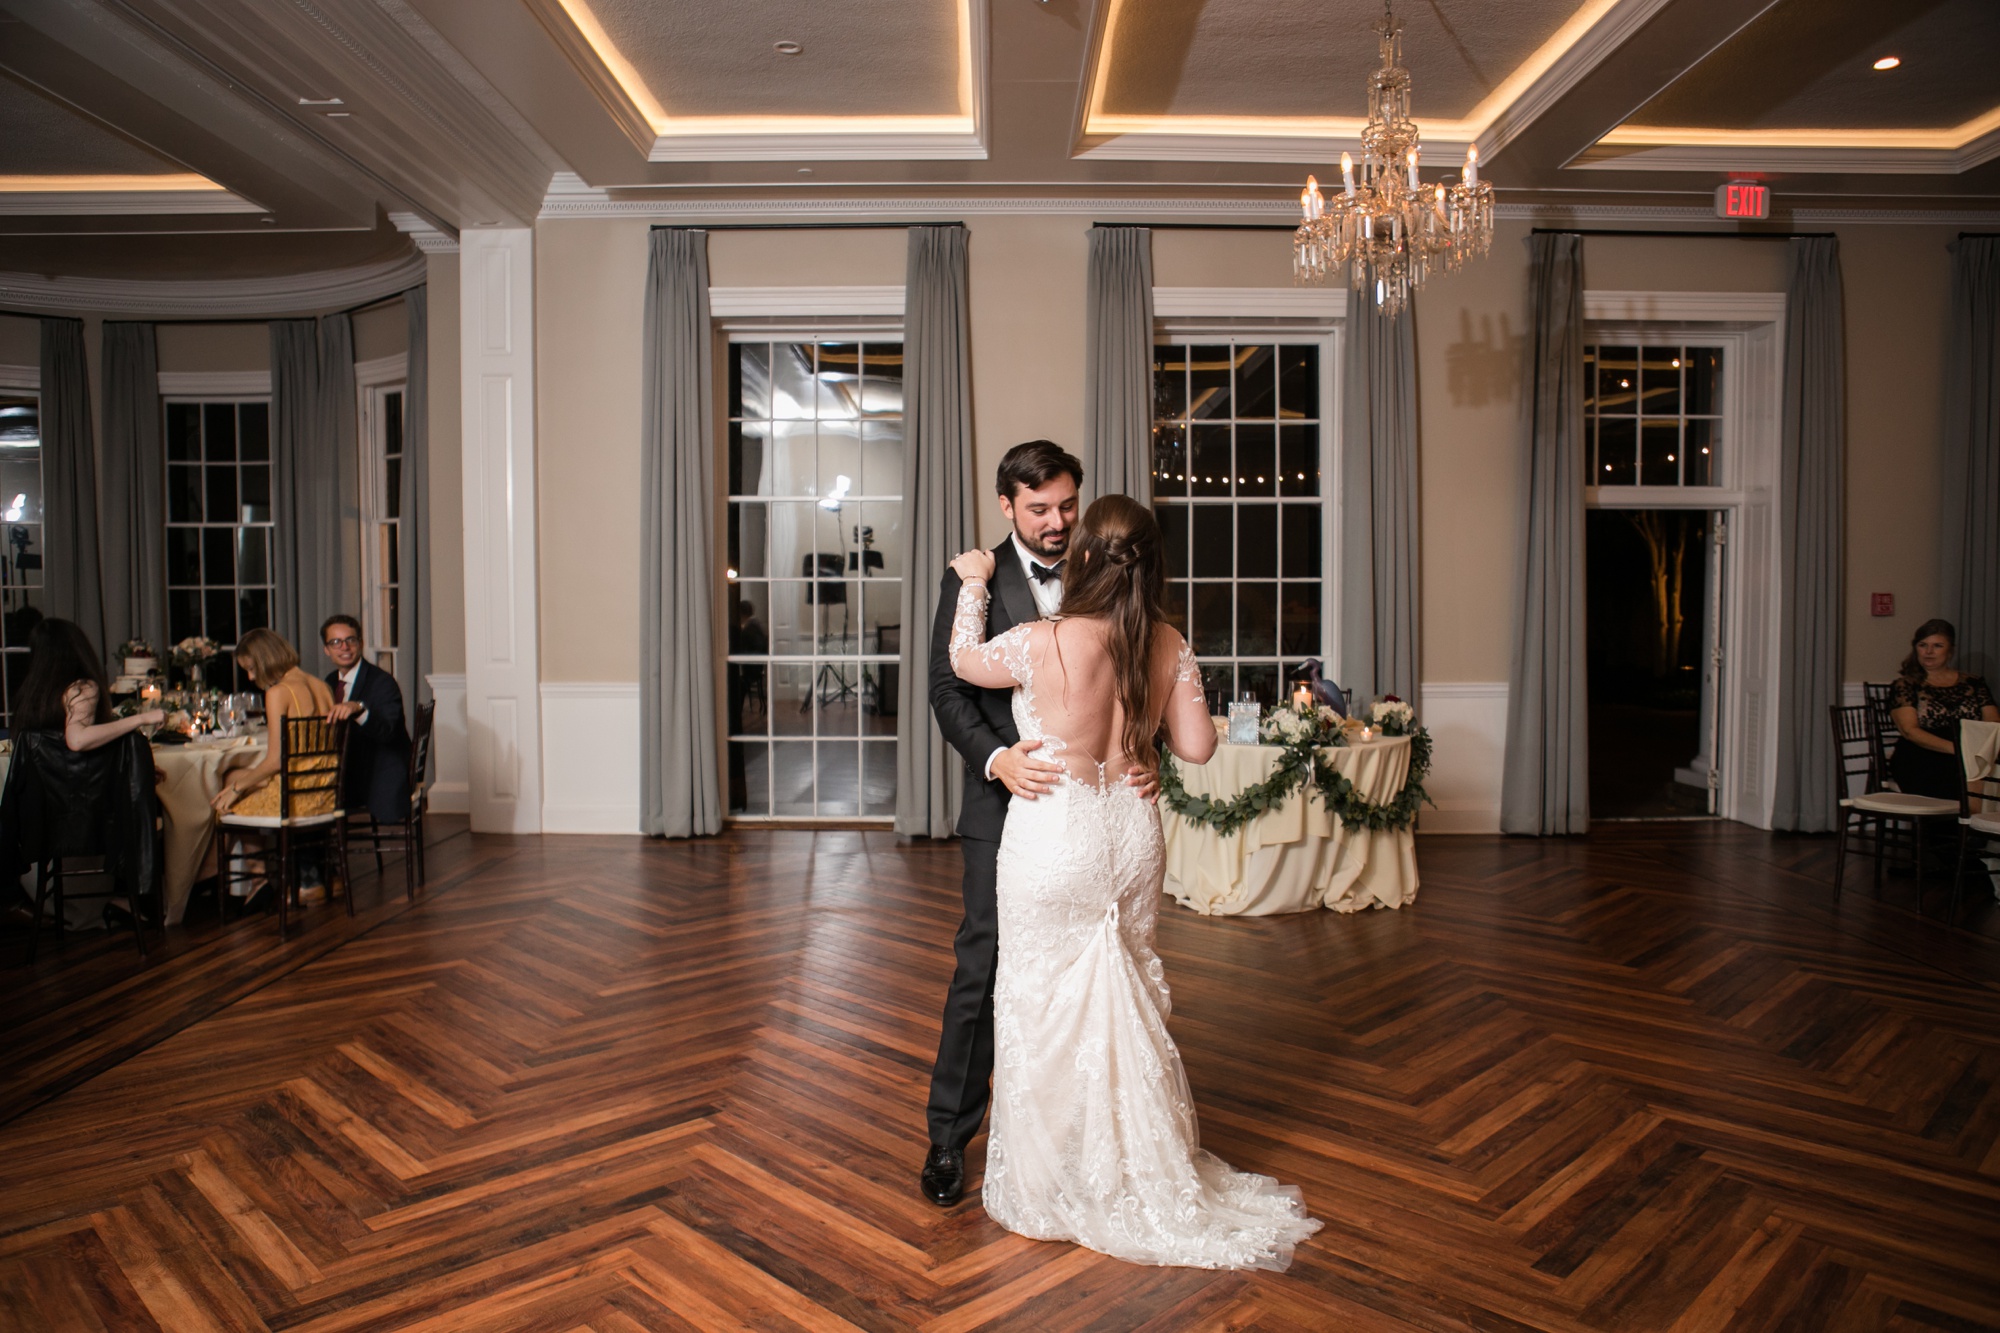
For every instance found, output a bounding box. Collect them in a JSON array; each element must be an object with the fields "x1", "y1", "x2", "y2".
[{"x1": 946, "y1": 494, "x2": 1322, "y2": 1271}]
